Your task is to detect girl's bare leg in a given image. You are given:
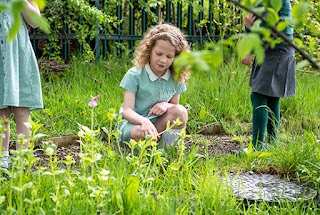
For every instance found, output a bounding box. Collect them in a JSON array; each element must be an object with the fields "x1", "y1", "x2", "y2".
[
  {"x1": 0, "y1": 108, "x2": 11, "y2": 168},
  {"x1": 154, "y1": 105, "x2": 188, "y2": 133},
  {"x1": 0, "y1": 107, "x2": 11, "y2": 151},
  {"x1": 155, "y1": 105, "x2": 188, "y2": 147},
  {"x1": 13, "y1": 107, "x2": 31, "y2": 149}
]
